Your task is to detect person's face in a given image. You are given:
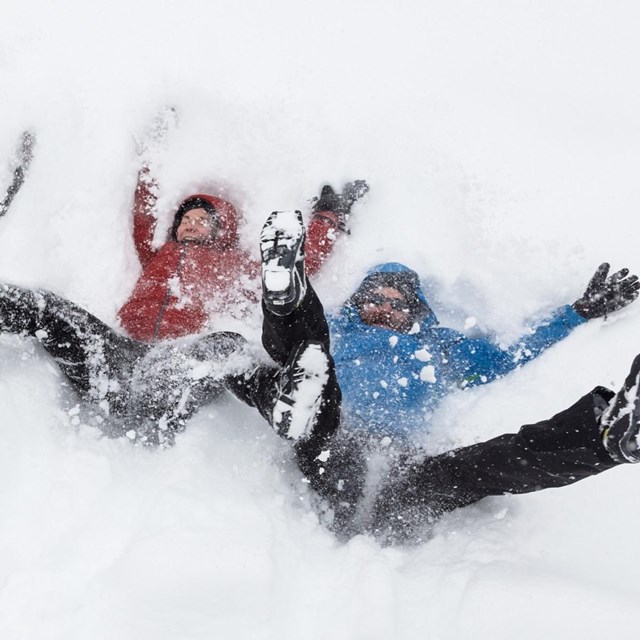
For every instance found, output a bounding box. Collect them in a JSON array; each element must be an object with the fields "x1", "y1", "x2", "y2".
[
  {"x1": 357, "y1": 286, "x2": 414, "y2": 332},
  {"x1": 176, "y1": 208, "x2": 216, "y2": 243}
]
